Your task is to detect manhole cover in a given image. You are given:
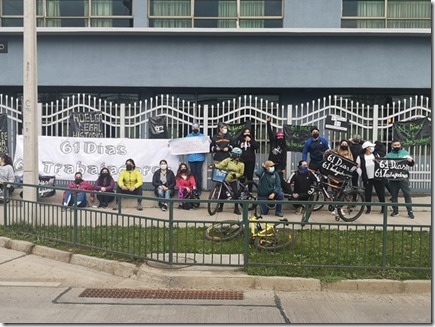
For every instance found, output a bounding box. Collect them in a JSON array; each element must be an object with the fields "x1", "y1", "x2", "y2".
[{"x1": 79, "y1": 288, "x2": 243, "y2": 300}]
